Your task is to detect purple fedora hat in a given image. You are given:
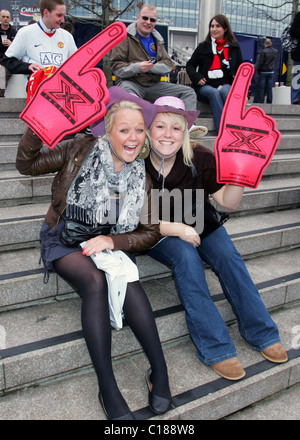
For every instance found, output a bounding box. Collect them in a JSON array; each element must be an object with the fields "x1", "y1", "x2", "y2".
[{"x1": 90, "y1": 86, "x2": 158, "y2": 137}]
